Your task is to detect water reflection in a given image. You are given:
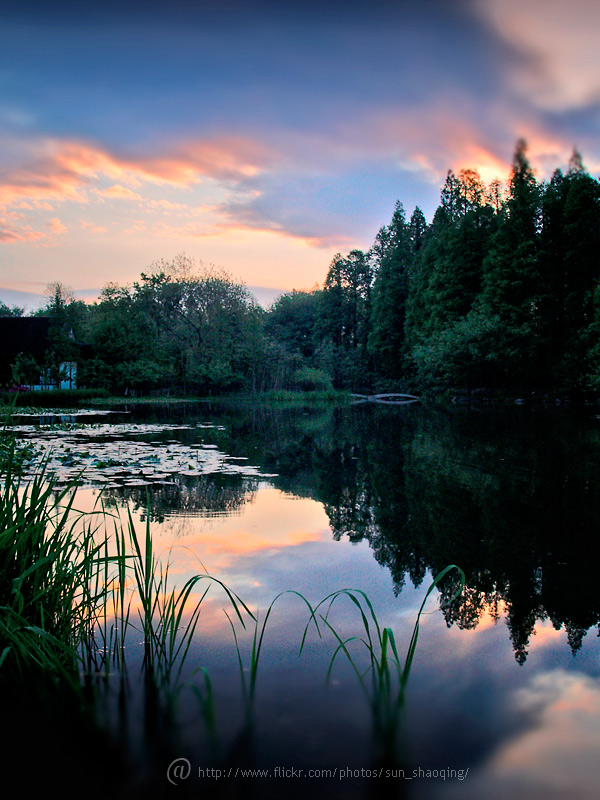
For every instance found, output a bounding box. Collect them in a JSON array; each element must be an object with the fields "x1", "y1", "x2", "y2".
[
  {"x1": 73, "y1": 401, "x2": 600, "y2": 663},
  {"x1": 109, "y1": 402, "x2": 600, "y2": 798},
  {"x1": 11, "y1": 401, "x2": 600, "y2": 798},
  {"x1": 192, "y1": 402, "x2": 600, "y2": 664},
  {"x1": 111, "y1": 474, "x2": 259, "y2": 522}
]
